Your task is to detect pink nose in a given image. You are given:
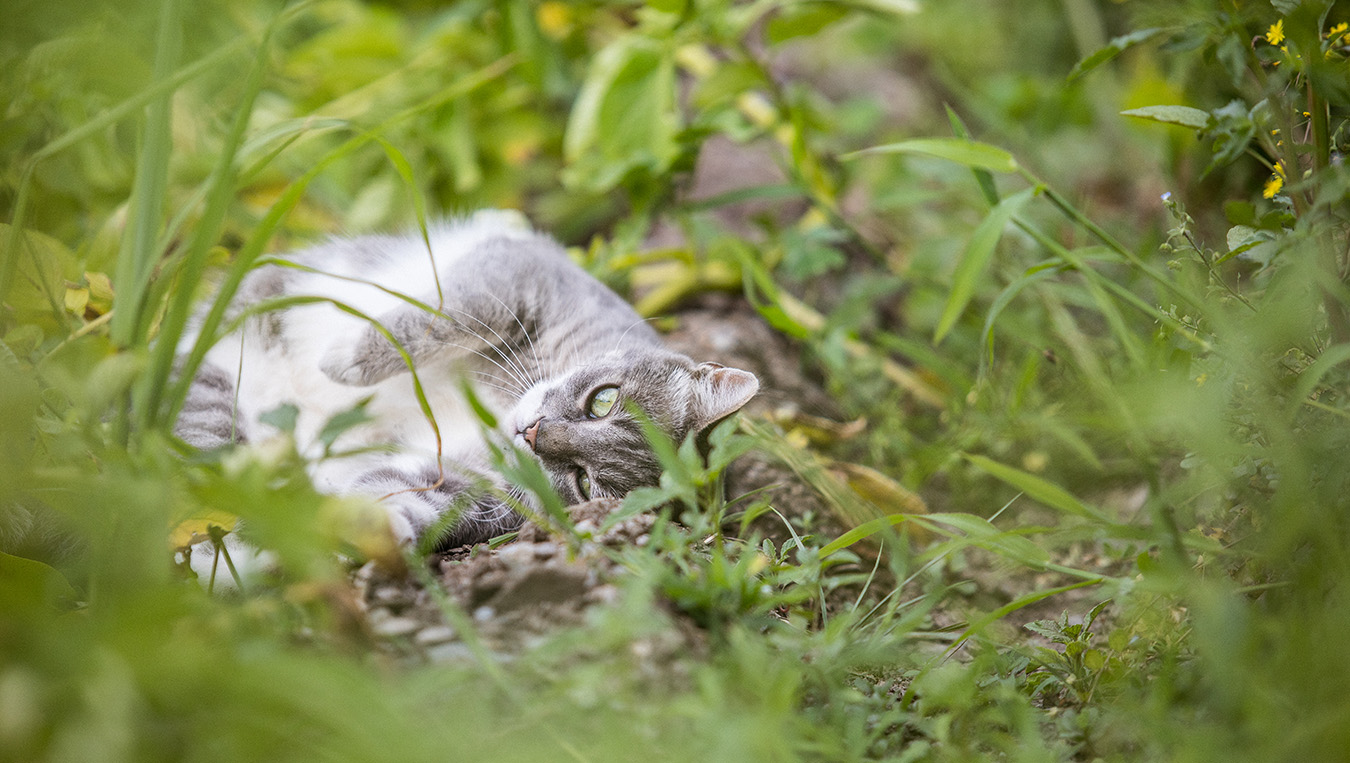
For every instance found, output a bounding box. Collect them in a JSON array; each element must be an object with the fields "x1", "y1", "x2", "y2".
[{"x1": 522, "y1": 419, "x2": 540, "y2": 451}]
